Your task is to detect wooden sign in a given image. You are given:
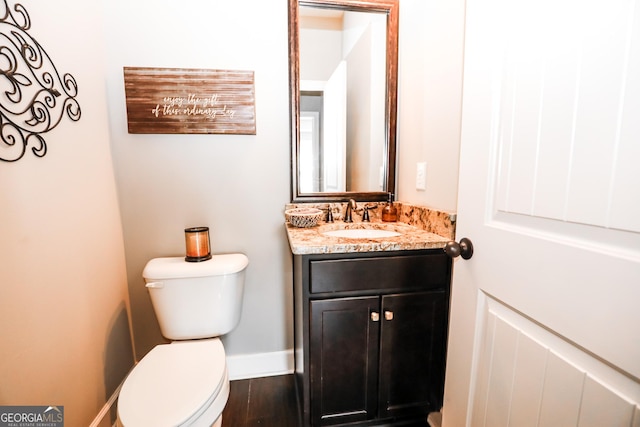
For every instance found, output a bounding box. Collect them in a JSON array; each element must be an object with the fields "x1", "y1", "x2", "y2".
[{"x1": 123, "y1": 67, "x2": 256, "y2": 135}]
